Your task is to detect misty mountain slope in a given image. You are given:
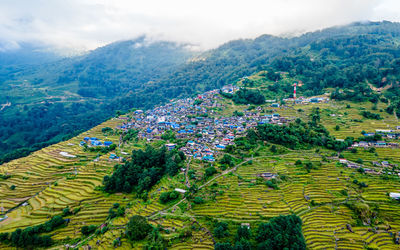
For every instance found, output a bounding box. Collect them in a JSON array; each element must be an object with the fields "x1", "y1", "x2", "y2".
[
  {"x1": 56, "y1": 37, "x2": 195, "y2": 98},
  {"x1": 0, "y1": 42, "x2": 62, "y2": 82}
]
